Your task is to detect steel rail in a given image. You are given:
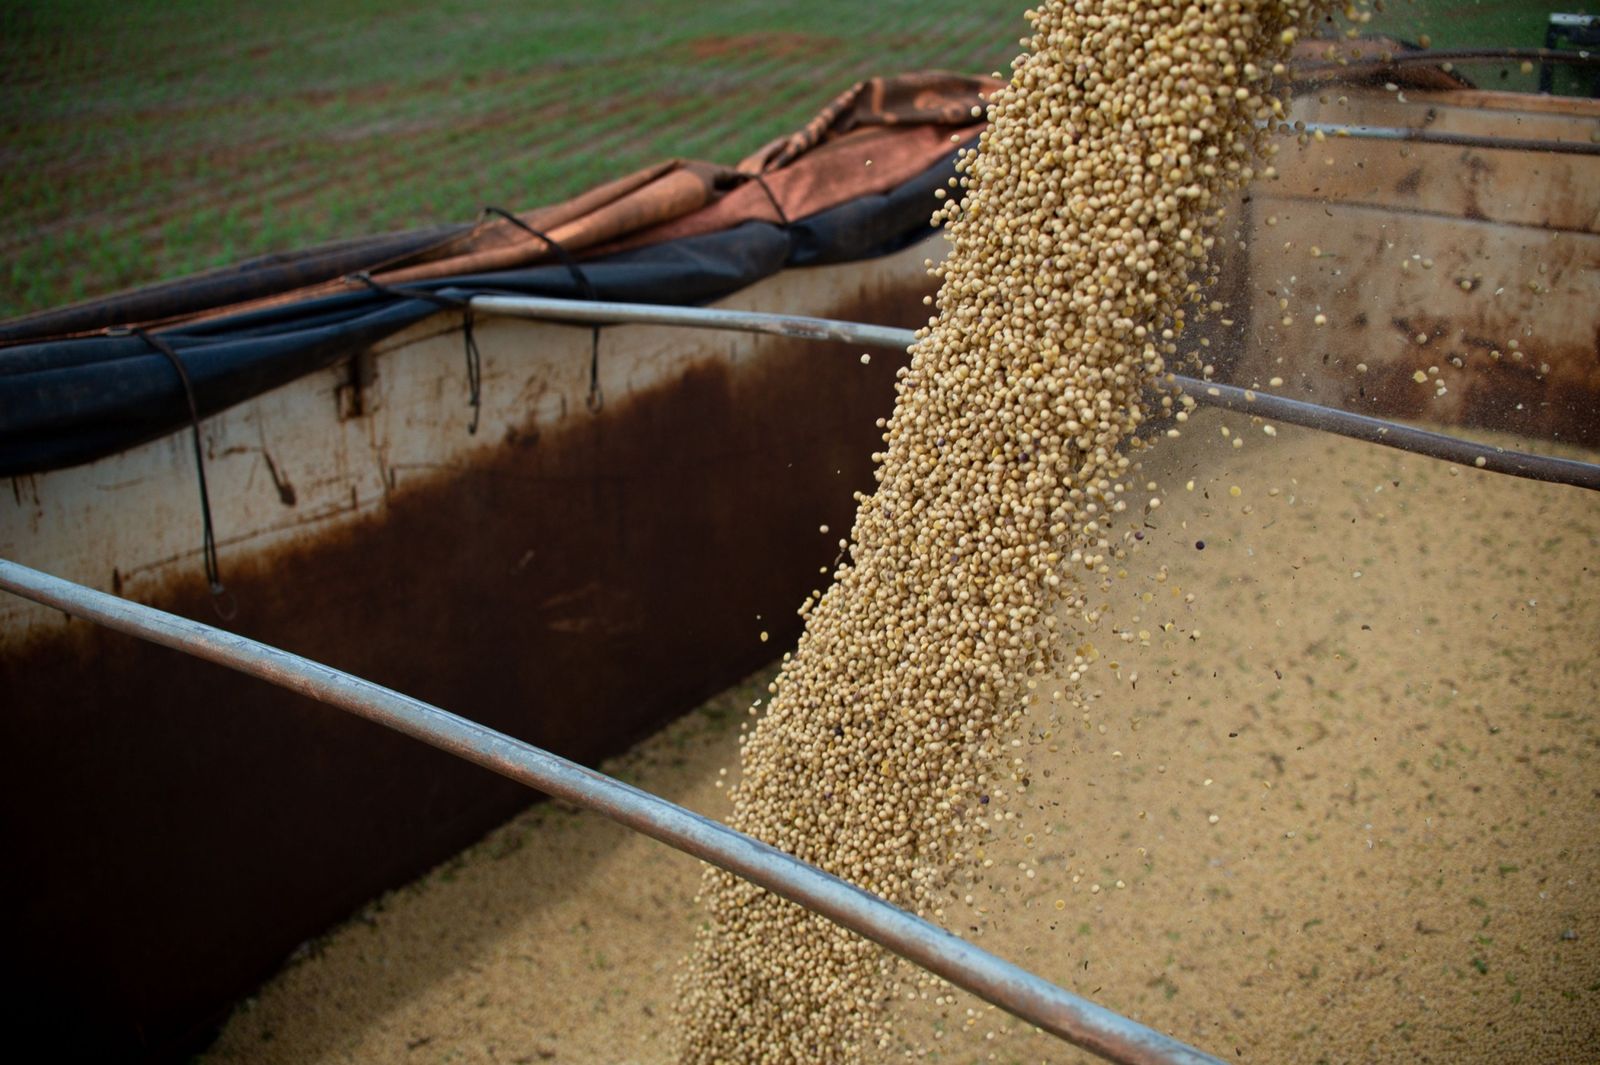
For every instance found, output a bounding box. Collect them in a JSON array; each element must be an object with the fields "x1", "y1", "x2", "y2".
[
  {"x1": 1291, "y1": 45, "x2": 1600, "y2": 78},
  {"x1": 1288, "y1": 120, "x2": 1600, "y2": 157},
  {"x1": 0, "y1": 558, "x2": 1224, "y2": 1065},
  {"x1": 1299, "y1": 45, "x2": 1600, "y2": 66},
  {"x1": 470, "y1": 296, "x2": 1600, "y2": 492},
  {"x1": 1163, "y1": 377, "x2": 1600, "y2": 490},
  {"x1": 472, "y1": 294, "x2": 915, "y2": 350}
]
